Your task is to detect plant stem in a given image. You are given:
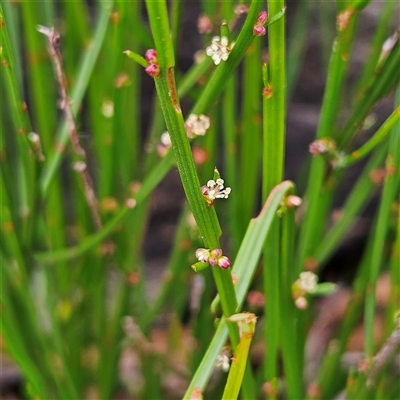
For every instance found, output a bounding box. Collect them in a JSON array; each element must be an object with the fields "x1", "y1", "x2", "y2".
[
  {"x1": 262, "y1": 0, "x2": 286, "y2": 386},
  {"x1": 145, "y1": 0, "x2": 239, "y2": 346}
]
